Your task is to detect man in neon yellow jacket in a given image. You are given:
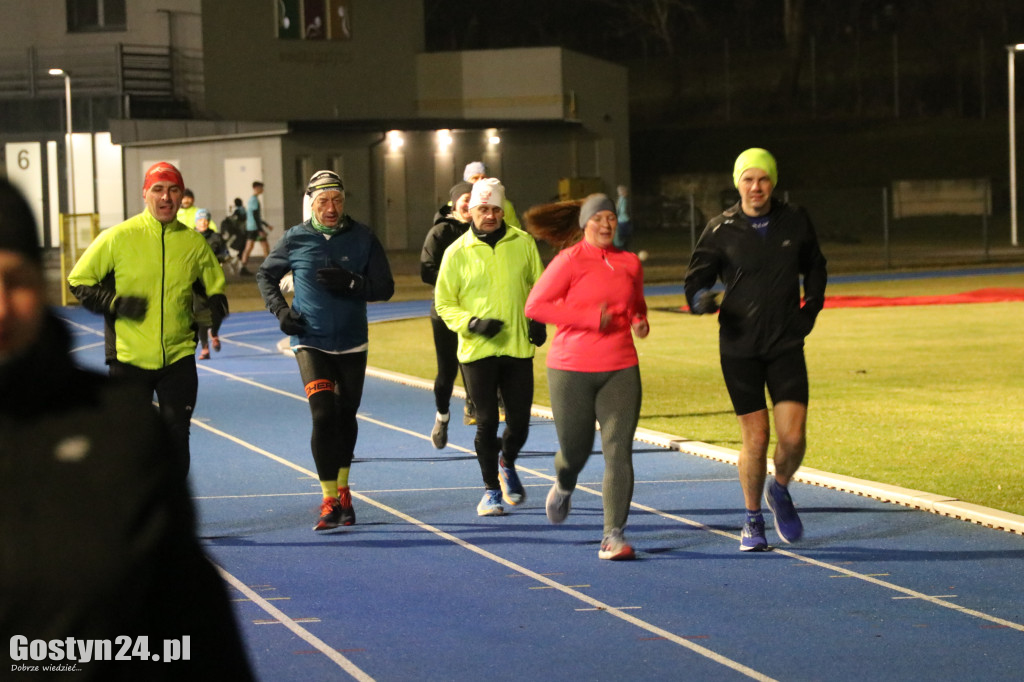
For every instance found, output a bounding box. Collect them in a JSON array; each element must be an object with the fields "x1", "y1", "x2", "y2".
[
  {"x1": 68, "y1": 162, "x2": 228, "y2": 477},
  {"x1": 435, "y1": 178, "x2": 546, "y2": 517}
]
